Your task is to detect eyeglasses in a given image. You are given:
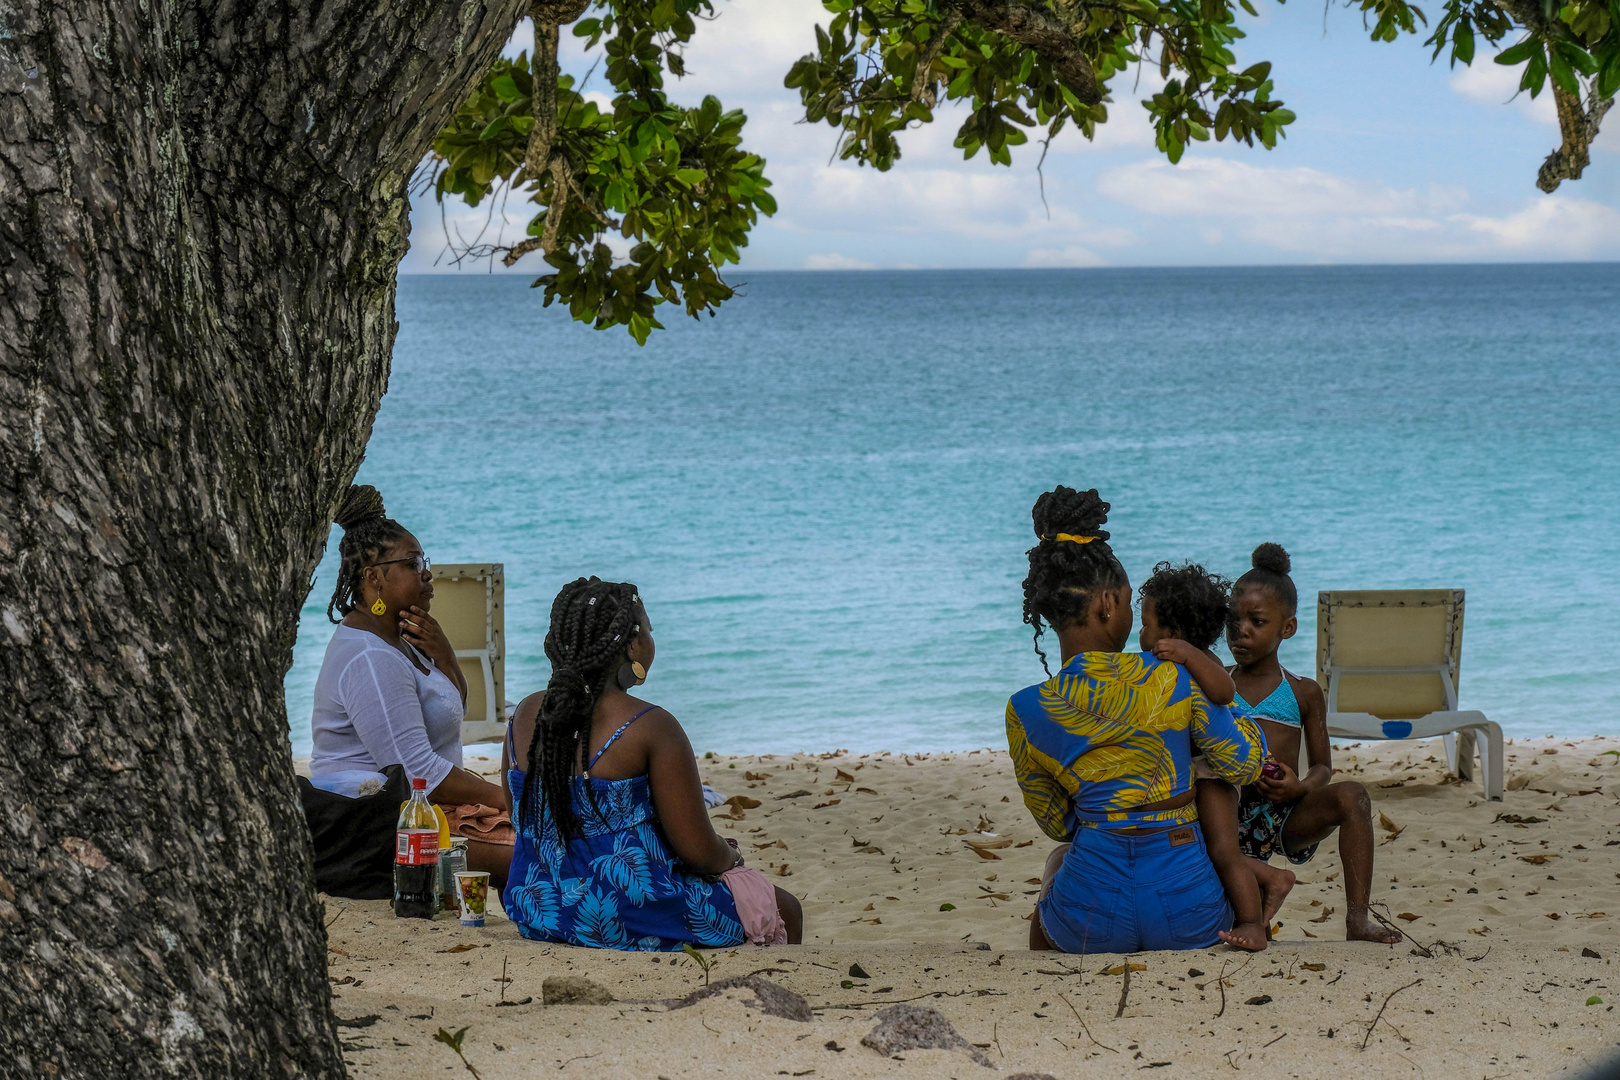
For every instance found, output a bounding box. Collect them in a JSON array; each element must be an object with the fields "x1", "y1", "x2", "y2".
[{"x1": 369, "y1": 554, "x2": 431, "y2": 574}]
